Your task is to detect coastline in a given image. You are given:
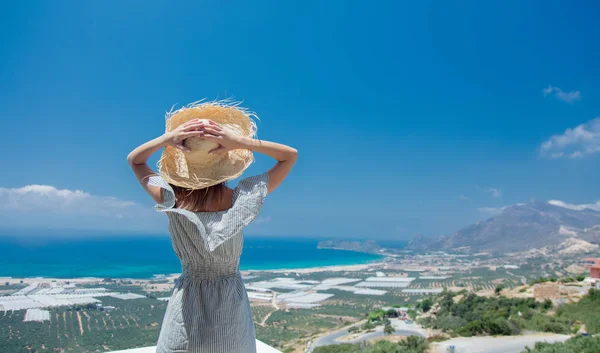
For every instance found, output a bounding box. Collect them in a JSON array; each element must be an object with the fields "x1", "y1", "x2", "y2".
[
  {"x1": 0, "y1": 236, "x2": 389, "y2": 279},
  {"x1": 243, "y1": 261, "x2": 385, "y2": 274},
  {"x1": 1, "y1": 259, "x2": 387, "y2": 283}
]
